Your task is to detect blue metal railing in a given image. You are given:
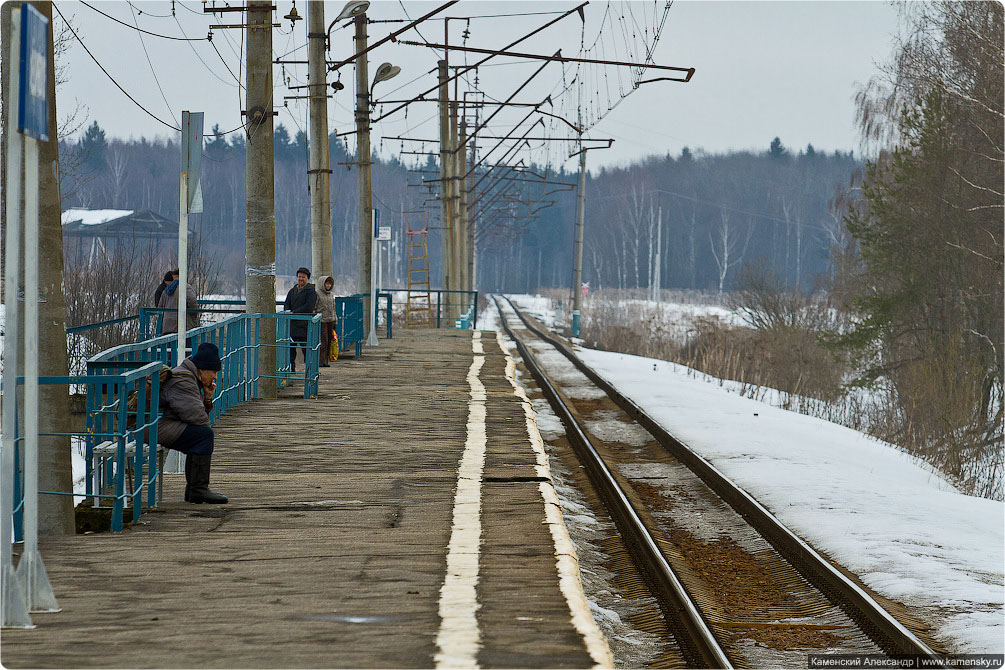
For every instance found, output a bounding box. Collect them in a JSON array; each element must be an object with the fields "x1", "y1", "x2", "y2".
[
  {"x1": 7, "y1": 361, "x2": 165, "y2": 535},
  {"x1": 8, "y1": 312, "x2": 325, "y2": 536},
  {"x1": 82, "y1": 313, "x2": 320, "y2": 528},
  {"x1": 335, "y1": 297, "x2": 364, "y2": 359},
  {"x1": 428, "y1": 290, "x2": 479, "y2": 329},
  {"x1": 353, "y1": 292, "x2": 394, "y2": 340}
]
